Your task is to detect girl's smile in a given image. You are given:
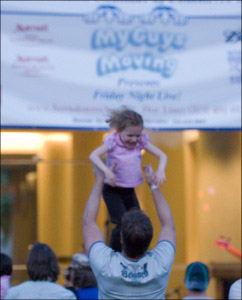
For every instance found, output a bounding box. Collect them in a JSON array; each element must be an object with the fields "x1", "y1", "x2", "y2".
[{"x1": 119, "y1": 125, "x2": 143, "y2": 148}]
